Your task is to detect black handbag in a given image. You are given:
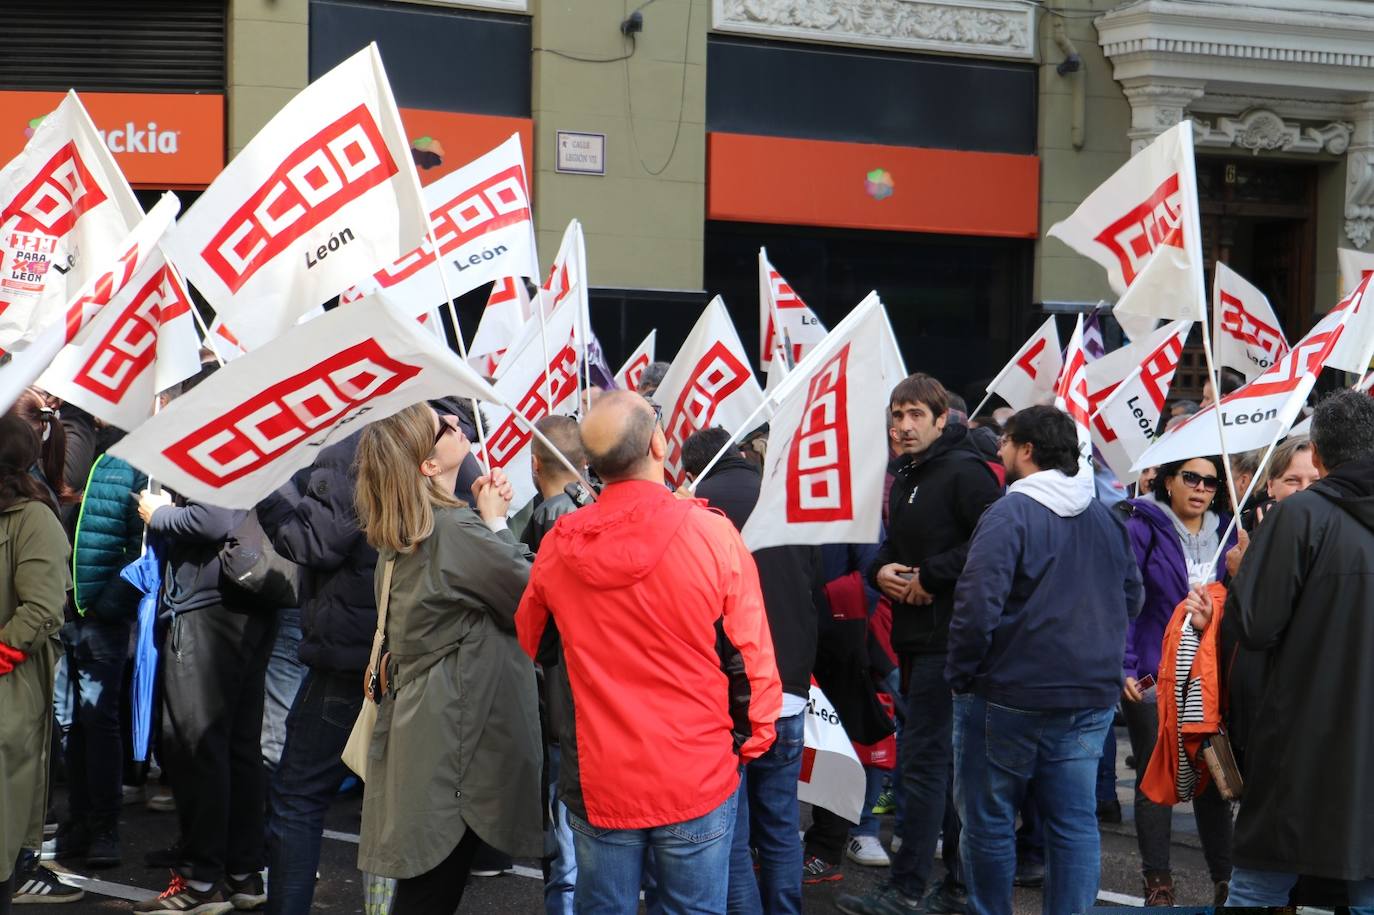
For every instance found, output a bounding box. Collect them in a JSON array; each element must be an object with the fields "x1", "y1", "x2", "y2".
[{"x1": 219, "y1": 510, "x2": 301, "y2": 610}]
